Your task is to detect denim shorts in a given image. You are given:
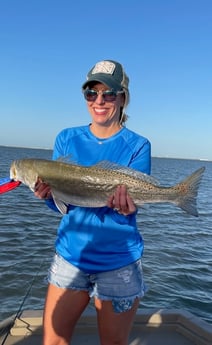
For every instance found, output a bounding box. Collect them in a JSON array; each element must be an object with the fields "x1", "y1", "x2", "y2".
[{"x1": 48, "y1": 253, "x2": 146, "y2": 313}]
